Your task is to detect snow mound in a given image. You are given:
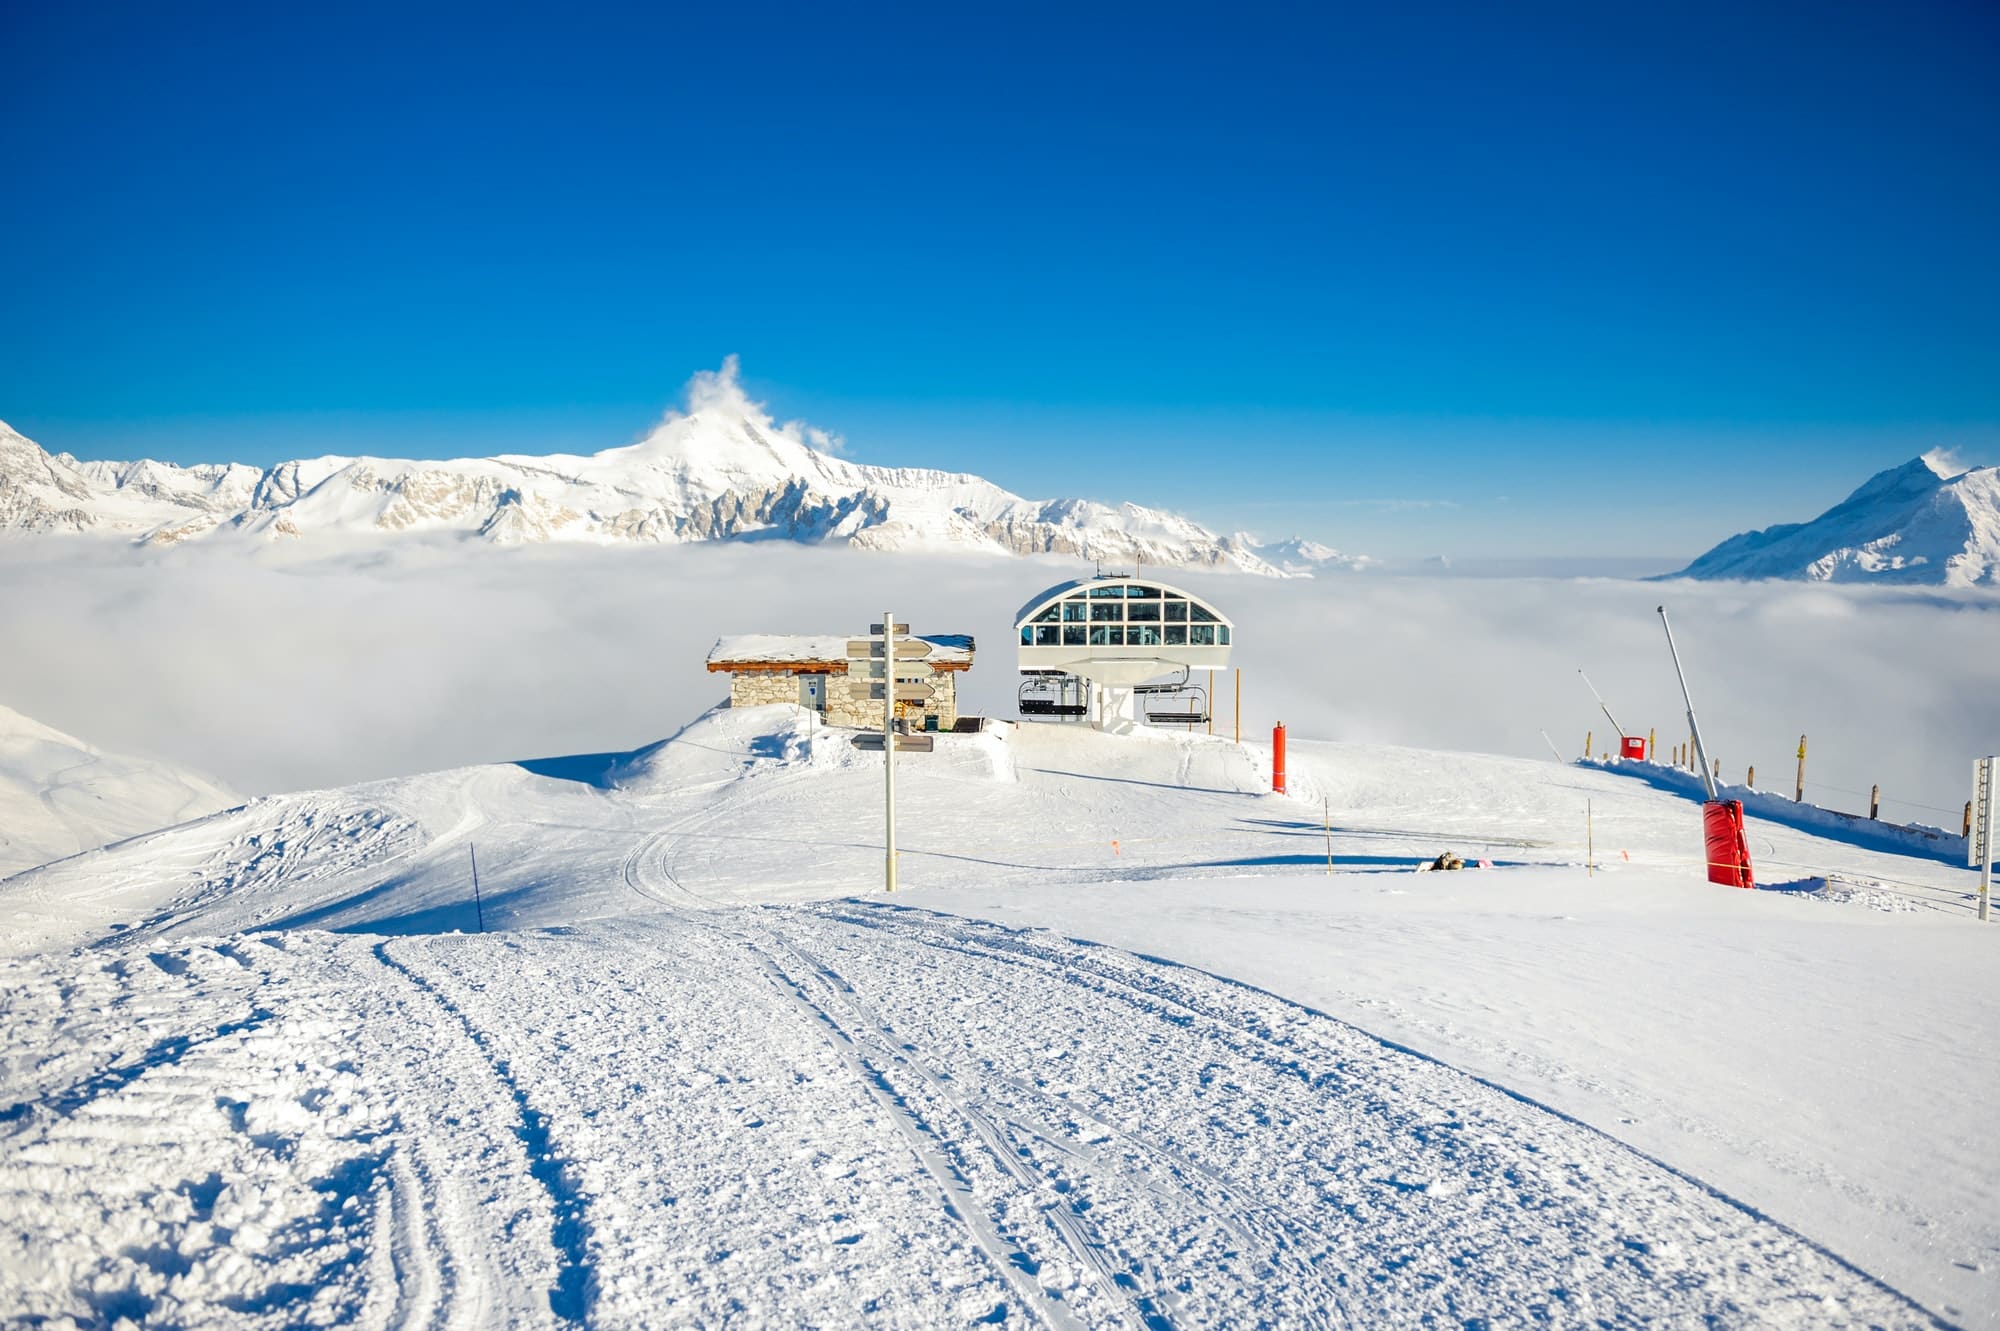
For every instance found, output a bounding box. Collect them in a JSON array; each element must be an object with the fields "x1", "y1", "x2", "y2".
[
  {"x1": 1671, "y1": 453, "x2": 2000, "y2": 585},
  {"x1": 0, "y1": 703, "x2": 239, "y2": 879}
]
